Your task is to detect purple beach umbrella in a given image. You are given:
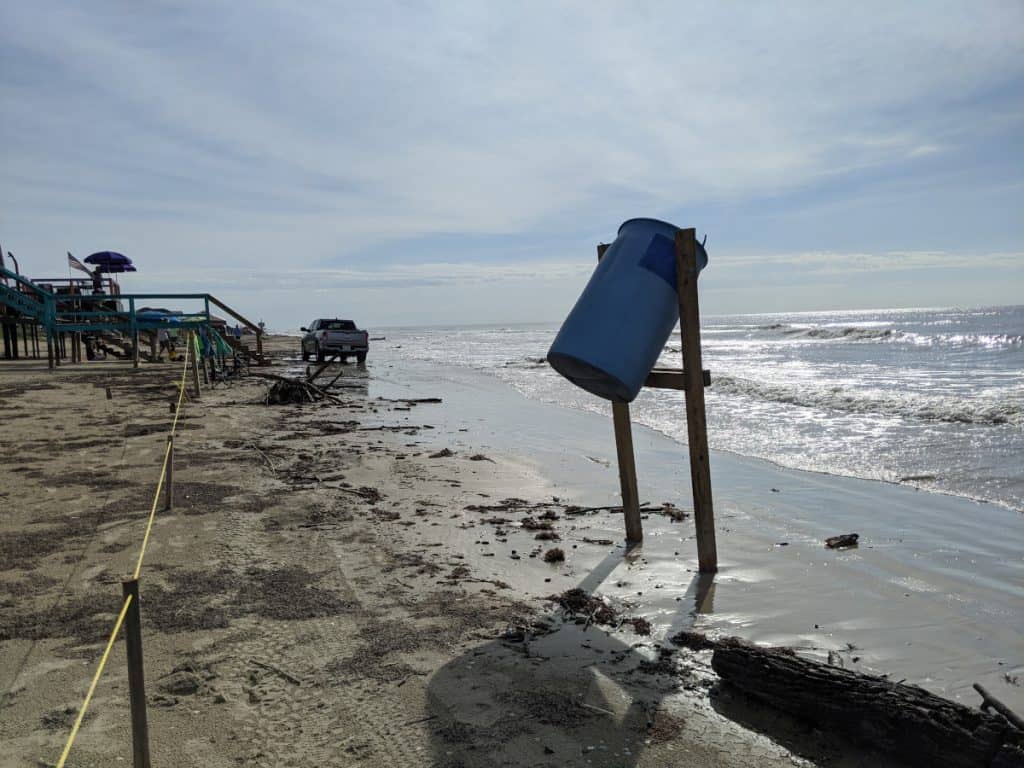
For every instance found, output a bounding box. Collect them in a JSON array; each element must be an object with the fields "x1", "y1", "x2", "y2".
[{"x1": 85, "y1": 251, "x2": 136, "y2": 274}]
